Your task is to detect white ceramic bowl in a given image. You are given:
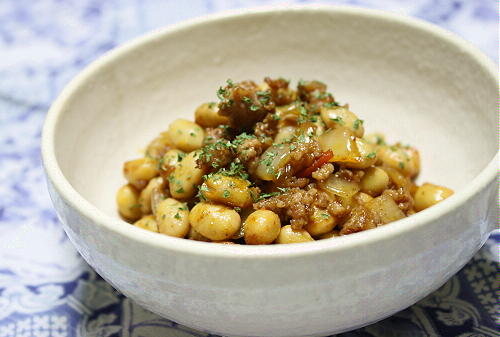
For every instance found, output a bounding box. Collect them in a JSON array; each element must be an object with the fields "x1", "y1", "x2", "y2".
[{"x1": 41, "y1": 6, "x2": 498, "y2": 337}]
